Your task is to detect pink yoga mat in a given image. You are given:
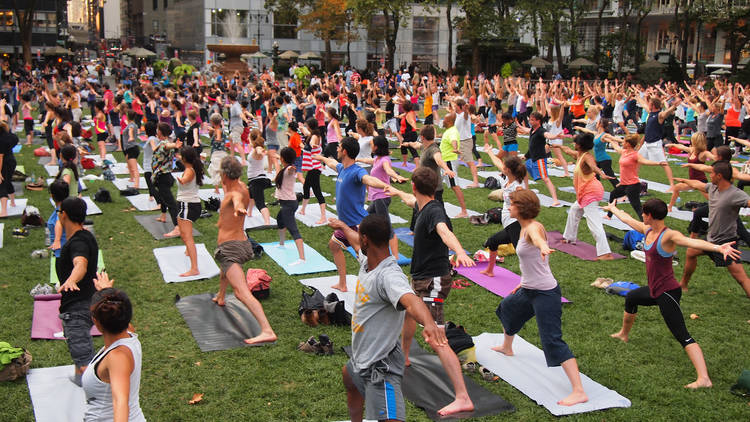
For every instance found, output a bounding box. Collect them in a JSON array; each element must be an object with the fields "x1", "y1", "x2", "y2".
[
  {"x1": 454, "y1": 262, "x2": 570, "y2": 303},
  {"x1": 31, "y1": 294, "x2": 102, "y2": 340},
  {"x1": 547, "y1": 231, "x2": 625, "y2": 261}
]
